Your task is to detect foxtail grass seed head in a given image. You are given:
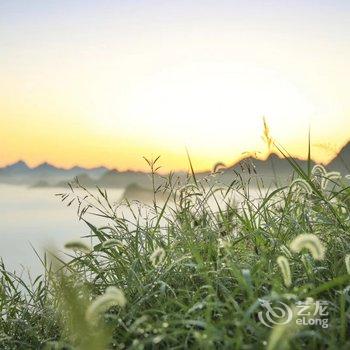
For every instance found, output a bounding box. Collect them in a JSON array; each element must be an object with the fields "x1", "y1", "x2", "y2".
[
  {"x1": 321, "y1": 171, "x2": 342, "y2": 189},
  {"x1": 102, "y1": 239, "x2": 124, "y2": 249},
  {"x1": 290, "y1": 234, "x2": 325, "y2": 260},
  {"x1": 311, "y1": 164, "x2": 327, "y2": 186},
  {"x1": 150, "y1": 247, "x2": 166, "y2": 267},
  {"x1": 290, "y1": 178, "x2": 312, "y2": 194},
  {"x1": 86, "y1": 287, "x2": 126, "y2": 324},
  {"x1": 345, "y1": 255, "x2": 350, "y2": 274},
  {"x1": 312, "y1": 164, "x2": 327, "y2": 176},
  {"x1": 277, "y1": 256, "x2": 292, "y2": 287},
  {"x1": 64, "y1": 240, "x2": 91, "y2": 254},
  {"x1": 212, "y1": 162, "x2": 226, "y2": 174},
  {"x1": 280, "y1": 245, "x2": 293, "y2": 259},
  {"x1": 105, "y1": 286, "x2": 126, "y2": 301},
  {"x1": 262, "y1": 116, "x2": 273, "y2": 152}
]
